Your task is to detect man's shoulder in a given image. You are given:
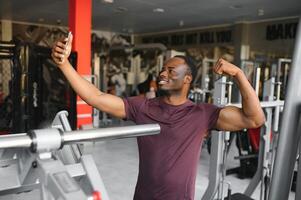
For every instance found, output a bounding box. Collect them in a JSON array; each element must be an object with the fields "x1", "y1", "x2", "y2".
[
  {"x1": 124, "y1": 96, "x2": 160, "y2": 107},
  {"x1": 191, "y1": 102, "x2": 208, "y2": 109},
  {"x1": 197, "y1": 102, "x2": 218, "y2": 108},
  {"x1": 192, "y1": 102, "x2": 221, "y2": 114}
]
